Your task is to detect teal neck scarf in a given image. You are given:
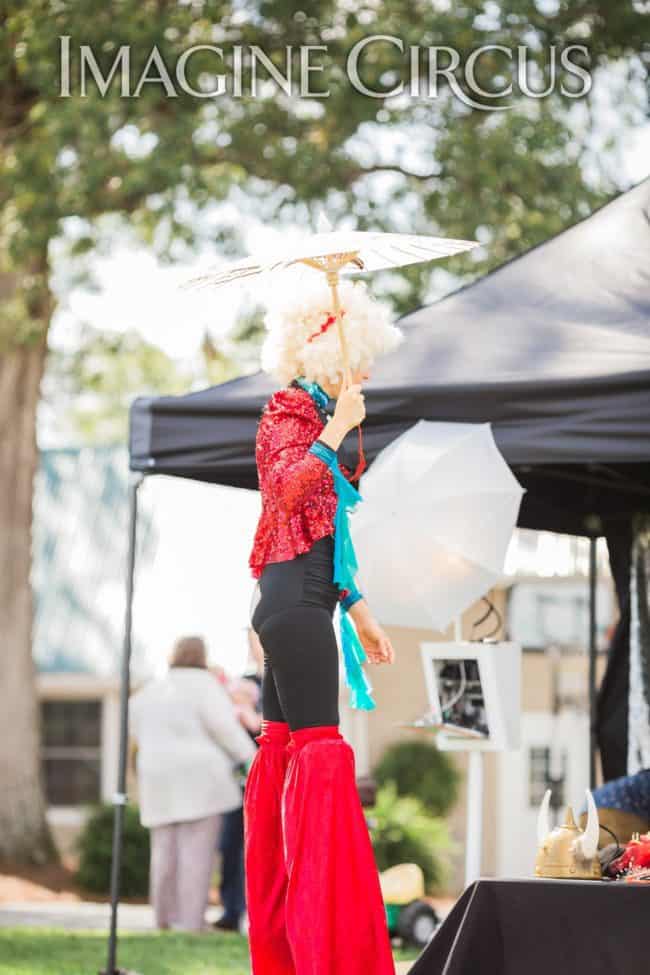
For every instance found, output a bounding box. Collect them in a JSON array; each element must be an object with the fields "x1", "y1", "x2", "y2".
[
  {"x1": 293, "y1": 375, "x2": 330, "y2": 411},
  {"x1": 298, "y1": 378, "x2": 375, "y2": 711}
]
